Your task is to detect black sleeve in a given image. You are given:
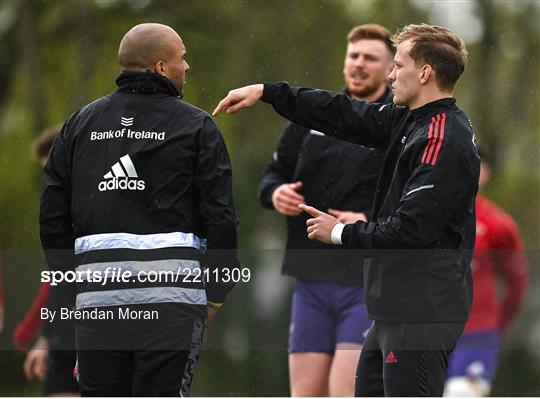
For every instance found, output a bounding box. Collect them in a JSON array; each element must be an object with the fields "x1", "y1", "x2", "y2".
[
  {"x1": 195, "y1": 116, "x2": 240, "y2": 303},
  {"x1": 261, "y1": 81, "x2": 395, "y2": 149},
  {"x1": 342, "y1": 125, "x2": 478, "y2": 249},
  {"x1": 258, "y1": 122, "x2": 307, "y2": 208}
]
